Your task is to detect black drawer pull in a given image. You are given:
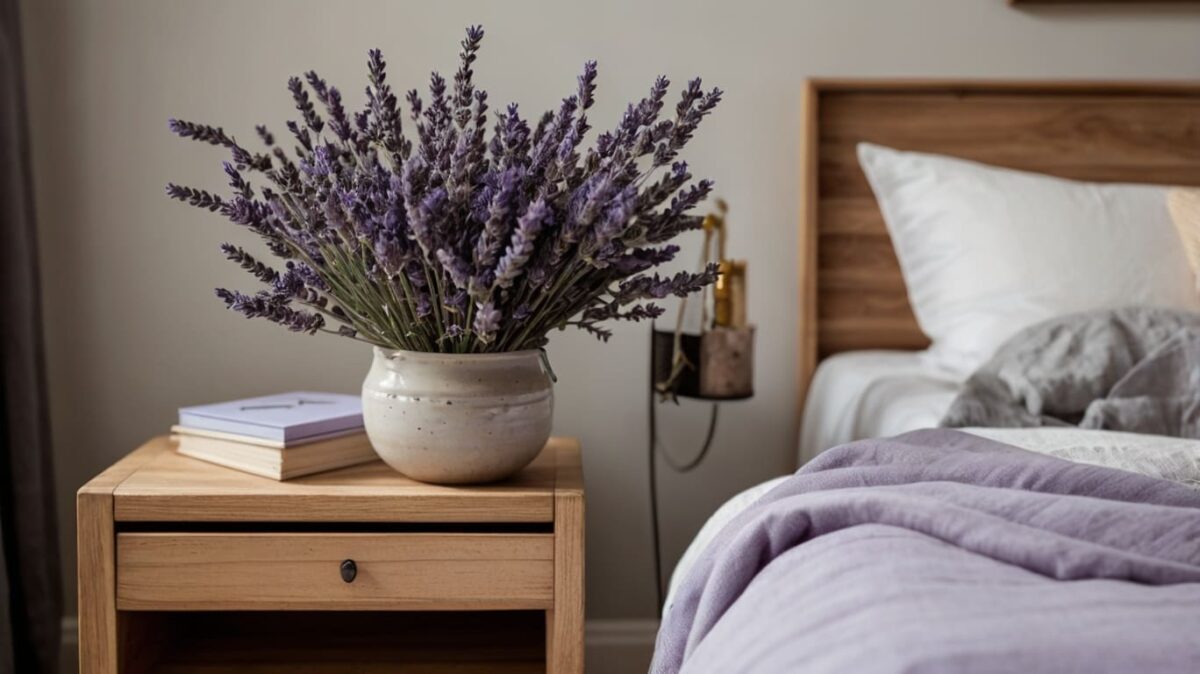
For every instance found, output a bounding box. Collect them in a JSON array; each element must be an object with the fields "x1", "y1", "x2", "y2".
[{"x1": 340, "y1": 559, "x2": 357, "y2": 583}]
